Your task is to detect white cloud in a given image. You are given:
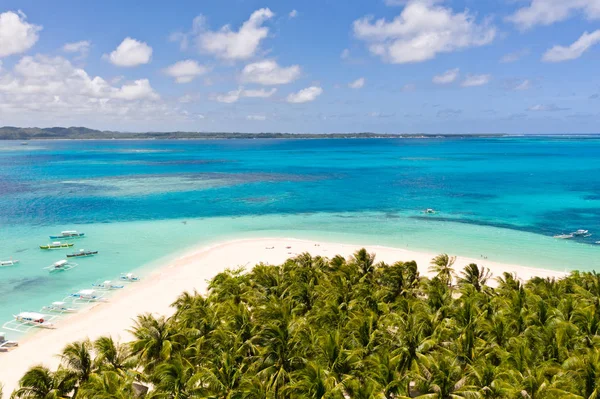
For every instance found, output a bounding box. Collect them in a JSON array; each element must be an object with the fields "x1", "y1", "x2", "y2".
[
  {"x1": 348, "y1": 77, "x2": 365, "y2": 89},
  {"x1": 513, "y1": 79, "x2": 532, "y2": 90},
  {"x1": 289, "y1": 10, "x2": 298, "y2": 18},
  {"x1": 247, "y1": 114, "x2": 266, "y2": 120},
  {"x1": 432, "y1": 68, "x2": 459, "y2": 84},
  {"x1": 341, "y1": 49, "x2": 350, "y2": 59},
  {"x1": 0, "y1": 54, "x2": 171, "y2": 125},
  {"x1": 507, "y1": 0, "x2": 600, "y2": 30},
  {"x1": 196, "y1": 8, "x2": 274, "y2": 61},
  {"x1": 106, "y1": 37, "x2": 152, "y2": 67},
  {"x1": 63, "y1": 40, "x2": 90, "y2": 54},
  {"x1": 0, "y1": 11, "x2": 42, "y2": 57},
  {"x1": 286, "y1": 86, "x2": 323, "y2": 103},
  {"x1": 113, "y1": 79, "x2": 159, "y2": 100},
  {"x1": 500, "y1": 49, "x2": 529, "y2": 63},
  {"x1": 461, "y1": 74, "x2": 491, "y2": 87},
  {"x1": 240, "y1": 60, "x2": 301, "y2": 85},
  {"x1": 353, "y1": 0, "x2": 496, "y2": 64},
  {"x1": 215, "y1": 87, "x2": 276, "y2": 103},
  {"x1": 401, "y1": 83, "x2": 416, "y2": 92},
  {"x1": 528, "y1": 104, "x2": 569, "y2": 112},
  {"x1": 164, "y1": 60, "x2": 209, "y2": 83},
  {"x1": 542, "y1": 30, "x2": 600, "y2": 62}
]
